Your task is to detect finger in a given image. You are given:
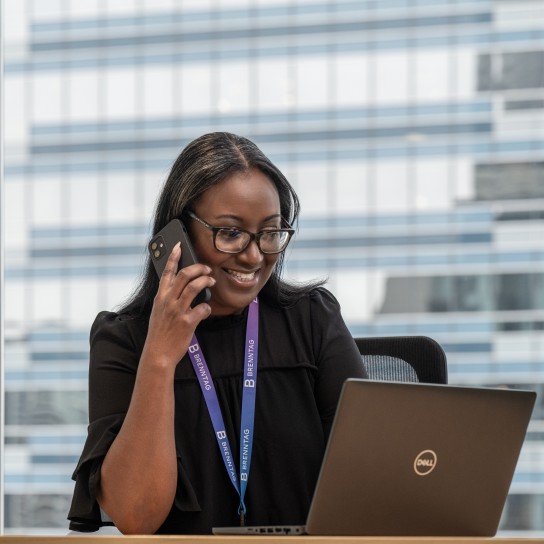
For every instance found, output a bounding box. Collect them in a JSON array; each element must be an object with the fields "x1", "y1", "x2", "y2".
[
  {"x1": 159, "y1": 242, "x2": 181, "y2": 285},
  {"x1": 172, "y1": 264, "x2": 212, "y2": 290},
  {"x1": 175, "y1": 263, "x2": 212, "y2": 281},
  {"x1": 177, "y1": 273, "x2": 215, "y2": 305},
  {"x1": 188, "y1": 301, "x2": 213, "y2": 324}
]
